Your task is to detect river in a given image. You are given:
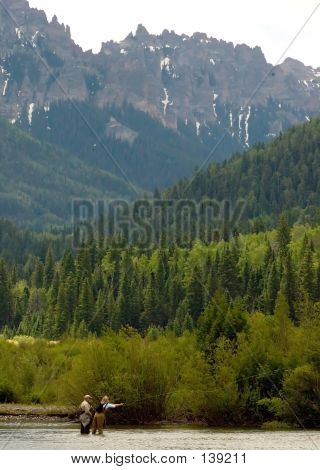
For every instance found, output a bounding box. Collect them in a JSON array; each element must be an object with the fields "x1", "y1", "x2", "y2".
[{"x1": 1, "y1": 423, "x2": 320, "y2": 450}]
